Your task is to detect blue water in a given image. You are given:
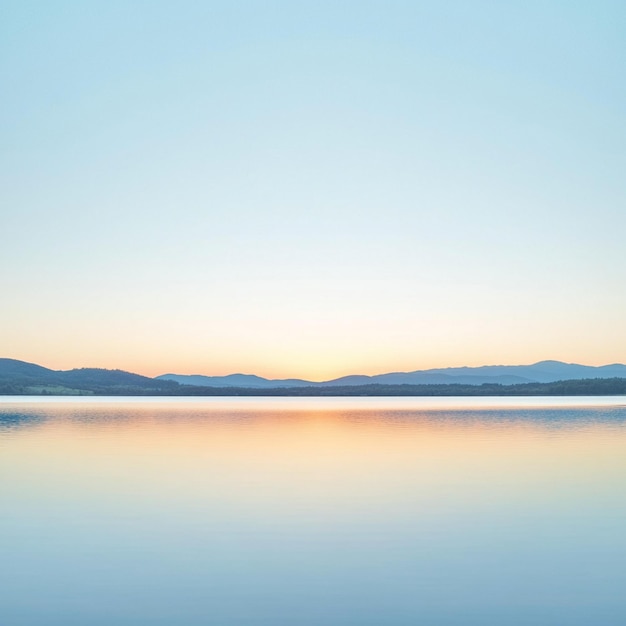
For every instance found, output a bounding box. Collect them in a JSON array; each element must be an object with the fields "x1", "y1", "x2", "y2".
[{"x1": 1, "y1": 397, "x2": 625, "y2": 625}]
